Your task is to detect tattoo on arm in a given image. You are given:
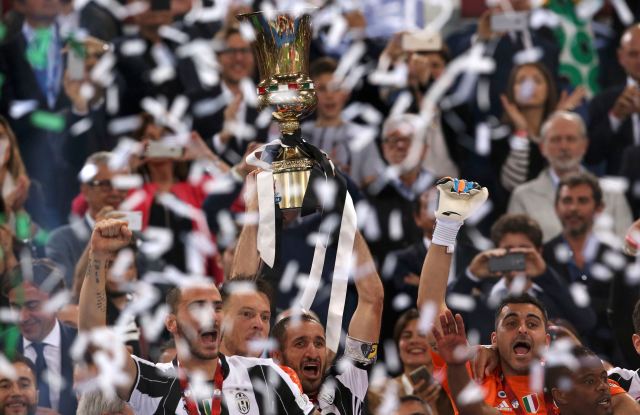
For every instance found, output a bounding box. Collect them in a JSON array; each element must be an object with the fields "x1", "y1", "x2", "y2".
[{"x1": 87, "y1": 258, "x2": 107, "y2": 312}]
